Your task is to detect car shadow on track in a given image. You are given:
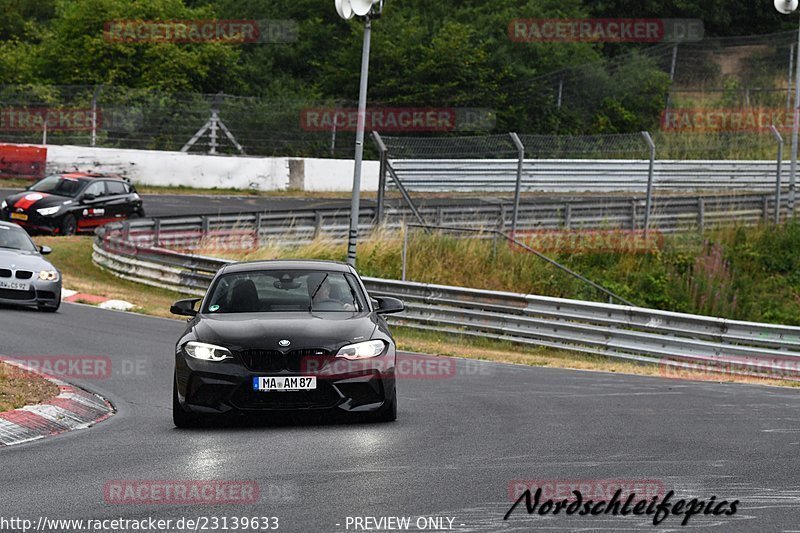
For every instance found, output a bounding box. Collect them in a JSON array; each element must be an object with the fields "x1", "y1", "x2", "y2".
[{"x1": 170, "y1": 412, "x2": 395, "y2": 431}]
